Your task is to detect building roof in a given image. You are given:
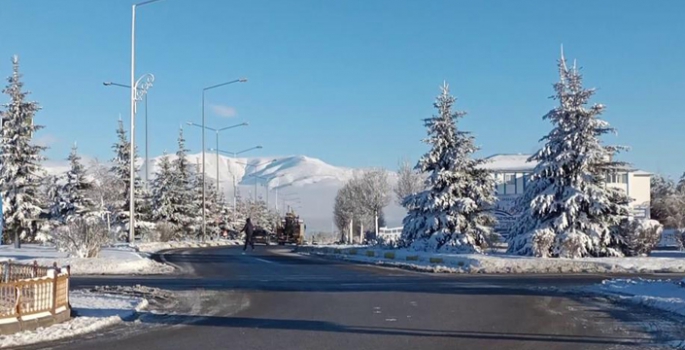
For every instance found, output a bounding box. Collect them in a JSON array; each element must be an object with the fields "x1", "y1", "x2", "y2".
[
  {"x1": 482, "y1": 153, "x2": 649, "y2": 174},
  {"x1": 481, "y1": 154, "x2": 536, "y2": 172}
]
